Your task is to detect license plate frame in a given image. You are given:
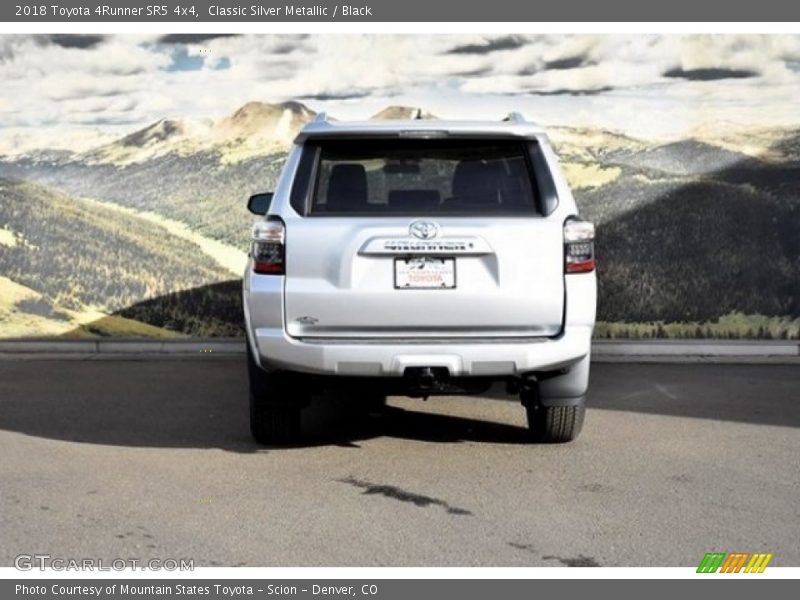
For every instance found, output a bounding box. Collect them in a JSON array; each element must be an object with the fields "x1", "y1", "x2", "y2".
[{"x1": 394, "y1": 257, "x2": 456, "y2": 289}]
